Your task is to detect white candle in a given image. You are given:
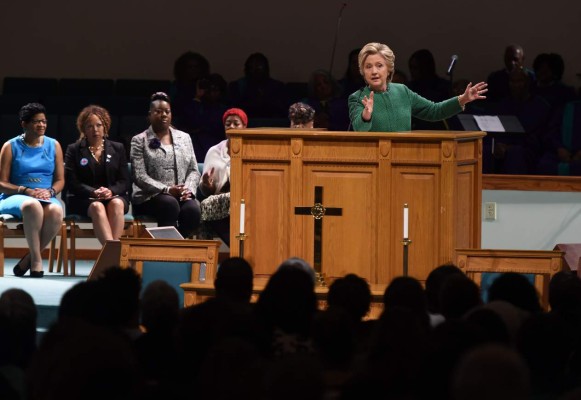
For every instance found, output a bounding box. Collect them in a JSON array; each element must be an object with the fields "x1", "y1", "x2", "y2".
[
  {"x1": 403, "y1": 204, "x2": 409, "y2": 239},
  {"x1": 240, "y1": 199, "x2": 245, "y2": 234}
]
